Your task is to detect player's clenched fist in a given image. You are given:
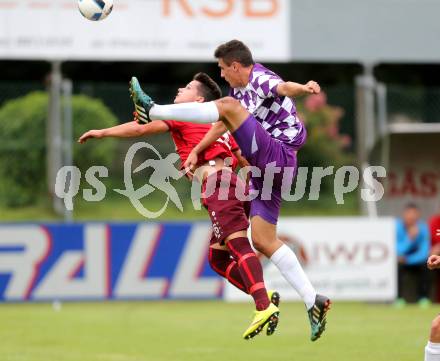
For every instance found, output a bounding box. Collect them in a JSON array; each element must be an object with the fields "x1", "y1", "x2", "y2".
[
  {"x1": 304, "y1": 80, "x2": 321, "y2": 94},
  {"x1": 427, "y1": 255, "x2": 440, "y2": 270}
]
